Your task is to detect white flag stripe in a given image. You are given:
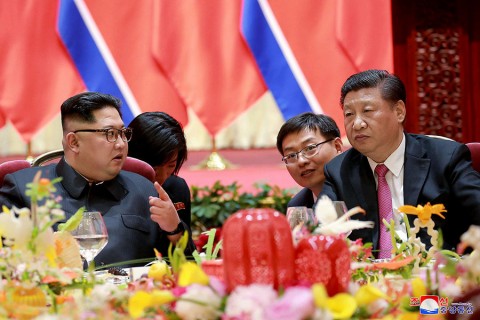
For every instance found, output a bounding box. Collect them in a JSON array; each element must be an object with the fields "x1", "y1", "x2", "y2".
[
  {"x1": 257, "y1": 0, "x2": 323, "y2": 114},
  {"x1": 74, "y1": 0, "x2": 141, "y2": 117}
]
